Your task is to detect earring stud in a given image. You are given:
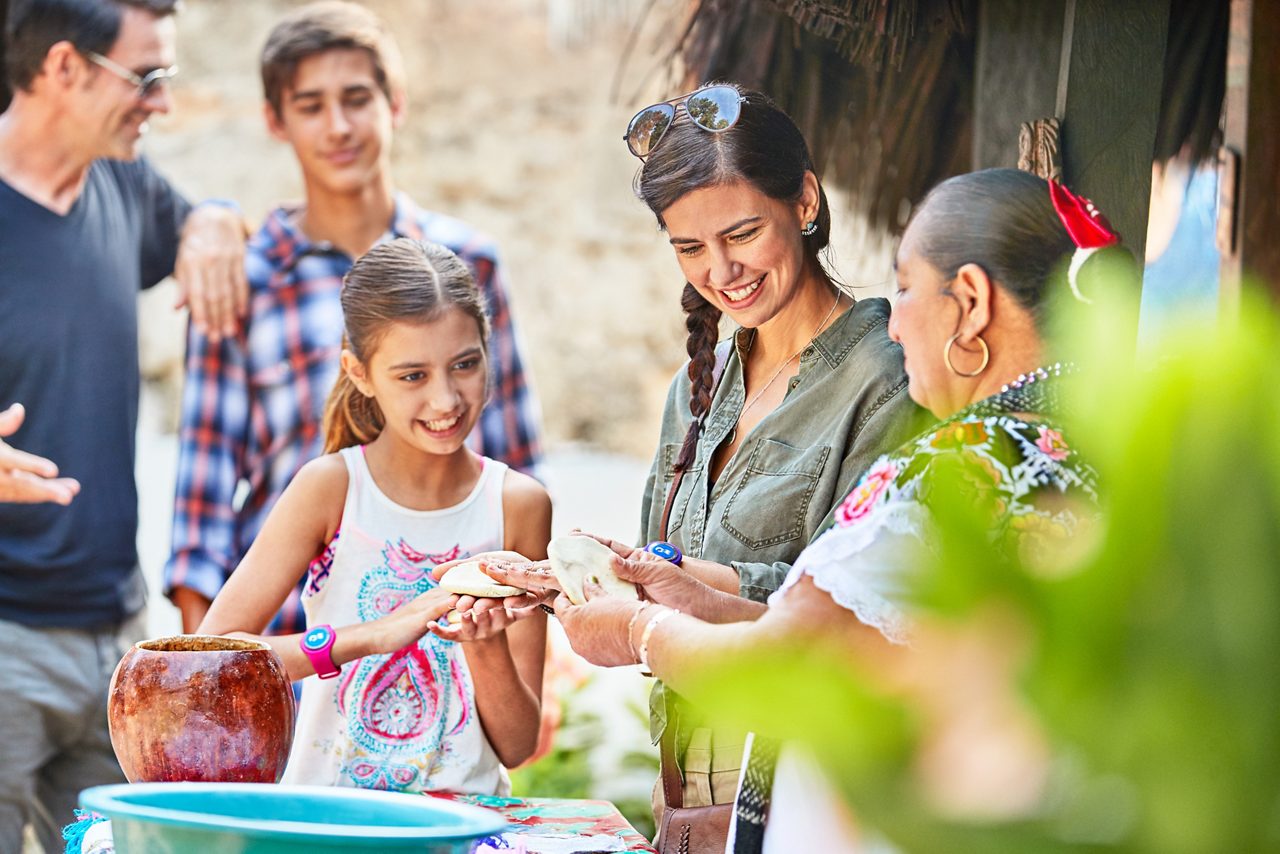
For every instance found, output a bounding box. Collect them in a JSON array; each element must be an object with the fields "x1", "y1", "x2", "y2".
[{"x1": 801, "y1": 221, "x2": 817, "y2": 236}]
